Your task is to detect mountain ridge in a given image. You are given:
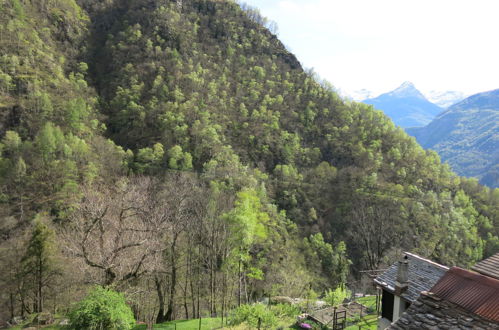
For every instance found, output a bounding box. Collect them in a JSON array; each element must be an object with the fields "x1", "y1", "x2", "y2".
[
  {"x1": 363, "y1": 81, "x2": 443, "y2": 128},
  {"x1": 0, "y1": 0, "x2": 497, "y2": 323},
  {"x1": 385, "y1": 81, "x2": 426, "y2": 99},
  {"x1": 407, "y1": 89, "x2": 499, "y2": 187},
  {"x1": 424, "y1": 90, "x2": 467, "y2": 108}
]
